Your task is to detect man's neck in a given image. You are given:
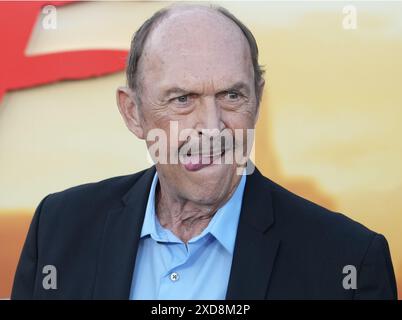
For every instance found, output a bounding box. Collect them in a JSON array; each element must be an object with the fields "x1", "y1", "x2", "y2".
[{"x1": 155, "y1": 179, "x2": 238, "y2": 243}]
